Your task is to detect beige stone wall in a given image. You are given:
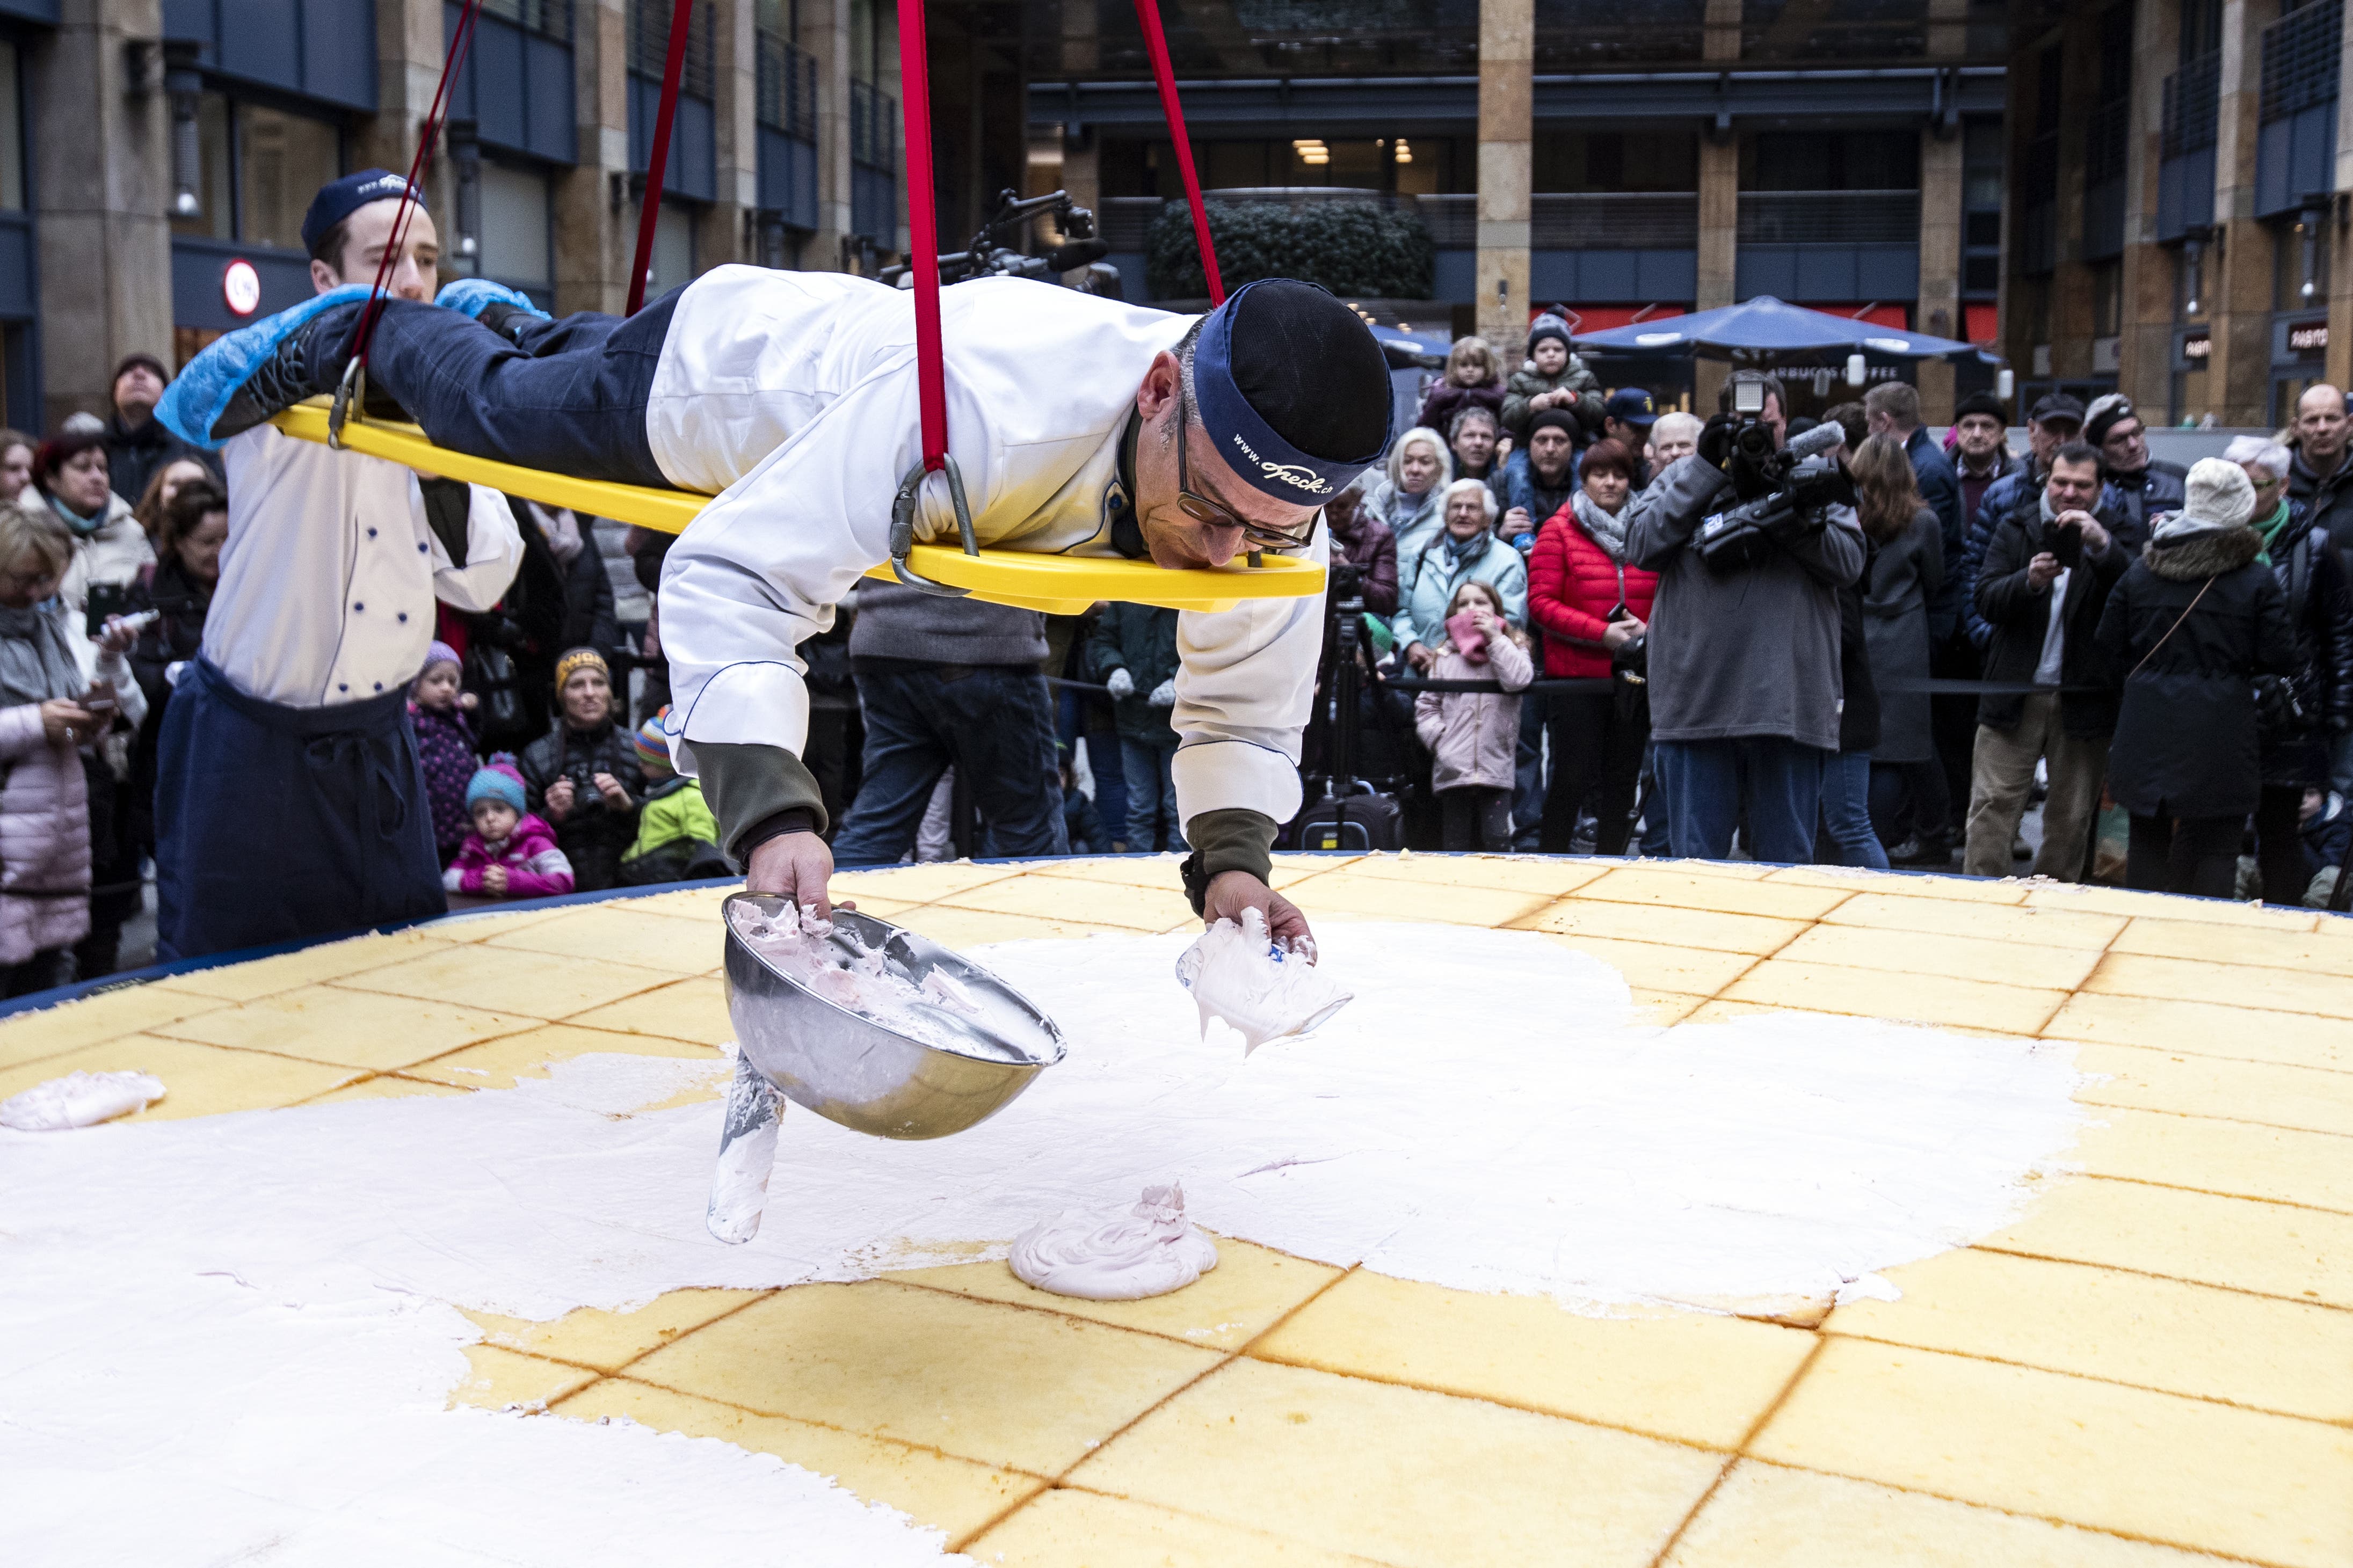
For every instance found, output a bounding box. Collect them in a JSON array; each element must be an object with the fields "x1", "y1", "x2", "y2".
[{"x1": 30, "y1": 0, "x2": 173, "y2": 429}]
